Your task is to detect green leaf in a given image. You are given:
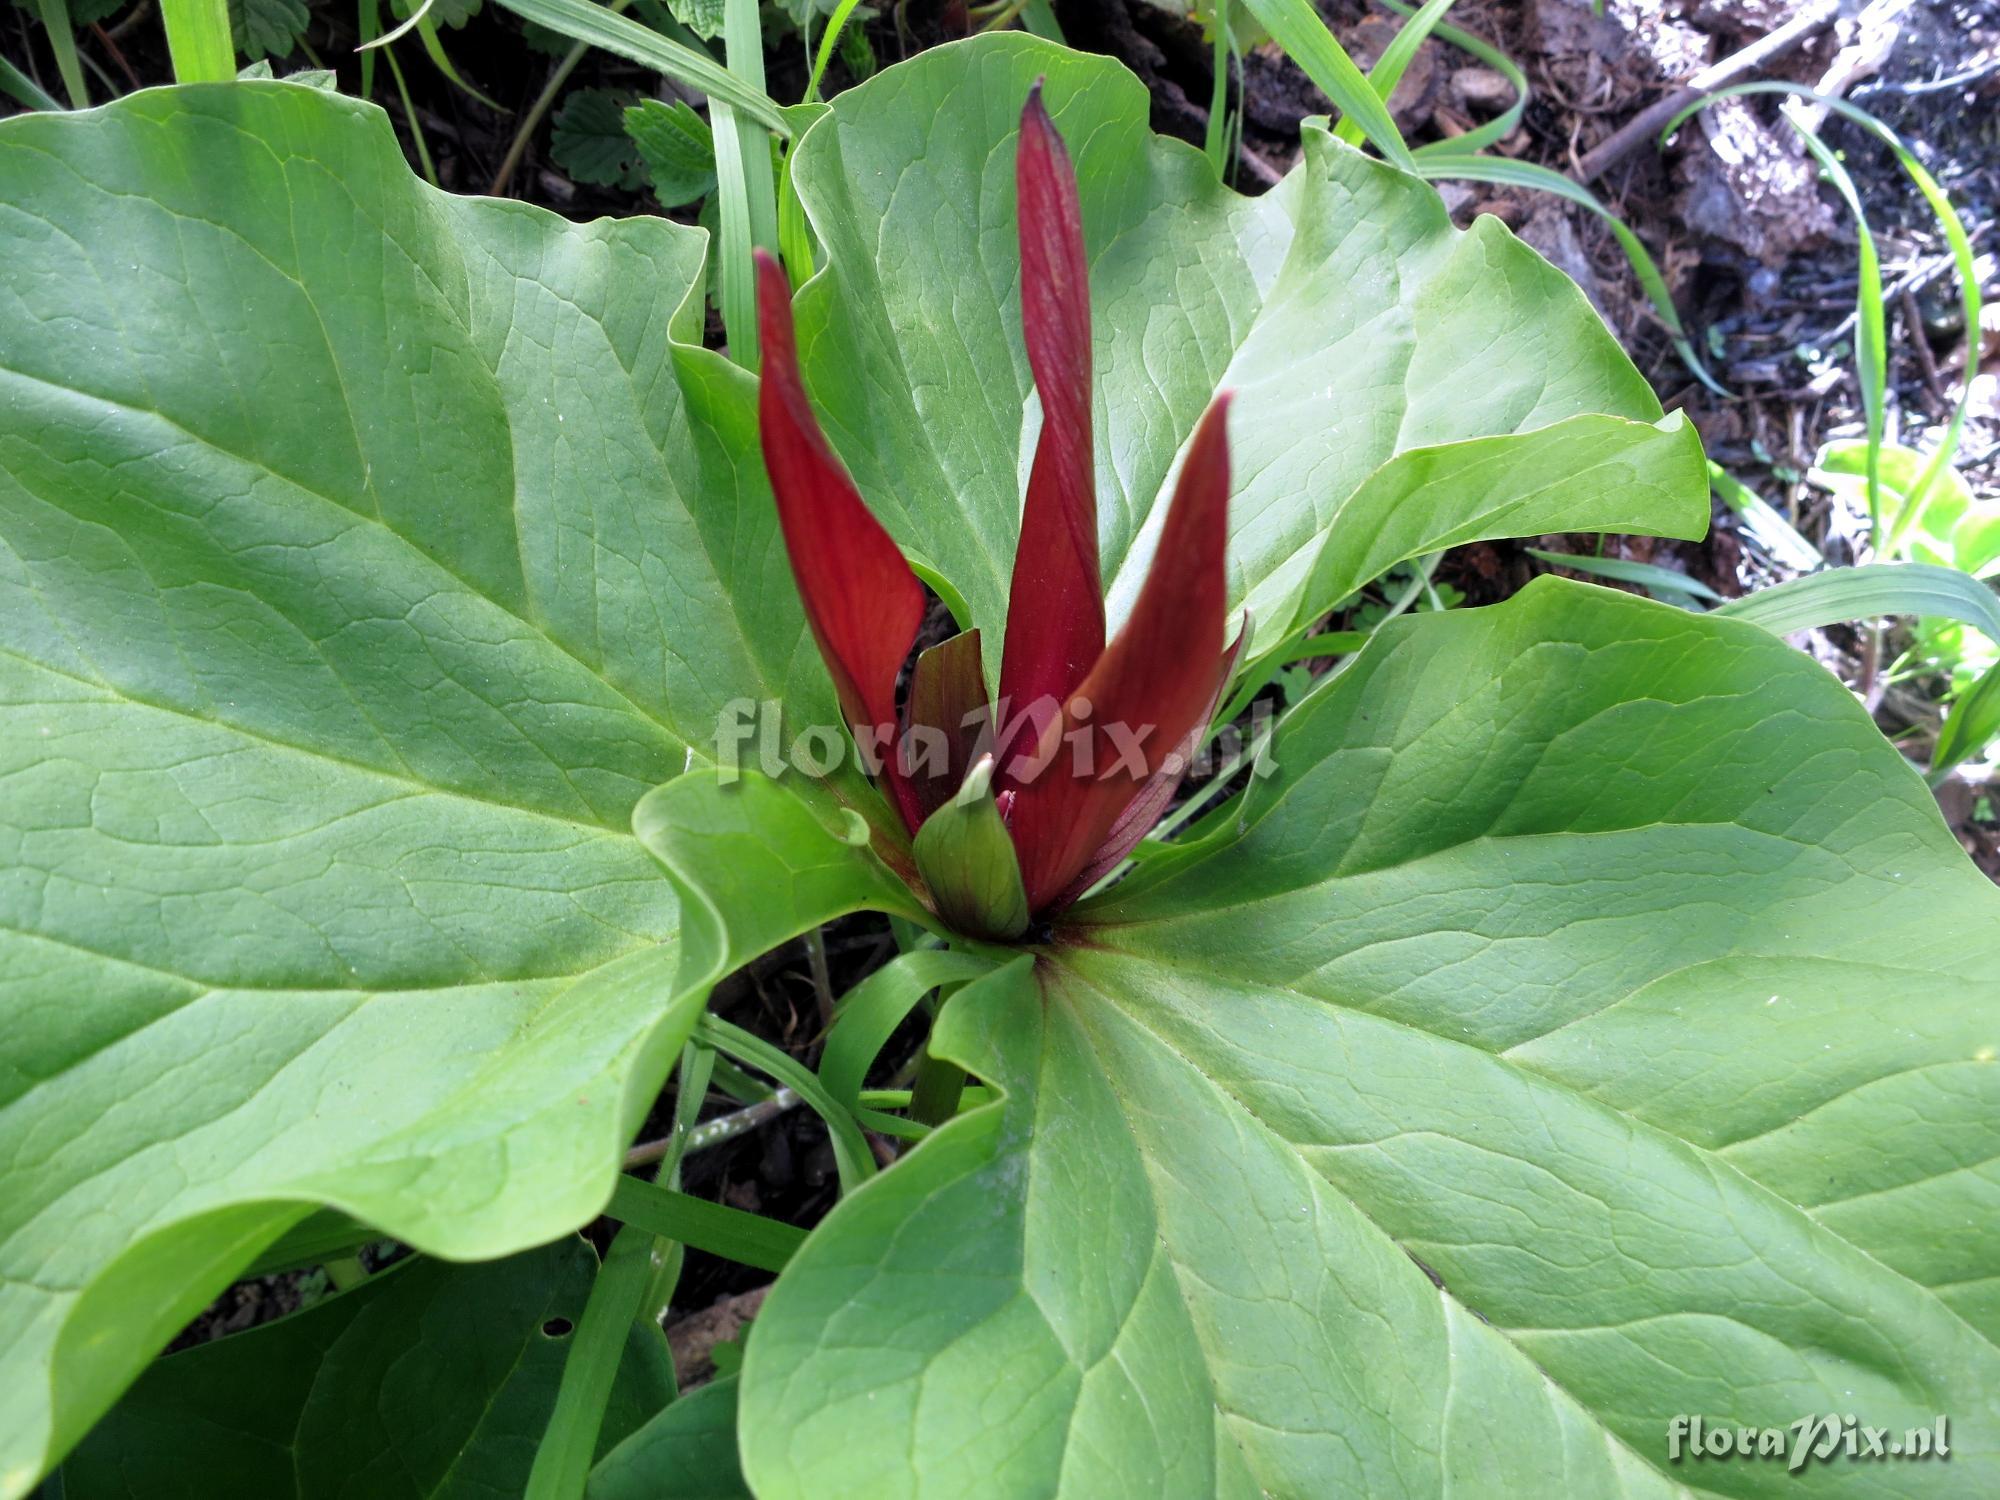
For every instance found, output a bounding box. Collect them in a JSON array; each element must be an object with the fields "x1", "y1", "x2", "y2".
[
  {"x1": 392, "y1": 0, "x2": 482, "y2": 27},
  {"x1": 30, "y1": 0, "x2": 88, "y2": 108},
  {"x1": 553, "y1": 86, "x2": 648, "y2": 188},
  {"x1": 0, "y1": 79, "x2": 852, "y2": 1490},
  {"x1": 1714, "y1": 561, "x2": 2000, "y2": 645},
  {"x1": 1935, "y1": 656, "x2": 2000, "y2": 778},
  {"x1": 491, "y1": 0, "x2": 789, "y2": 136},
  {"x1": 1816, "y1": 438, "x2": 2000, "y2": 577},
  {"x1": 589, "y1": 1377, "x2": 751, "y2": 1500},
  {"x1": 785, "y1": 35, "x2": 1706, "y2": 671},
  {"x1": 161, "y1": 0, "x2": 235, "y2": 83},
  {"x1": 526, "y1": 1227, "x2": 669, "y2": 1500},
  {"x1": 20, "y1": 0, "x2": 125, "y2": 25},
  {"x1": 624, "y1": 97, "x2": 717, "y2": 207},
  {"x1": 228, "y1": 0, "x2": 308, "y2": 61},
  {"x1": 1410, "y1": 152, "x2": 1726, "y2": 396},
  {"x1": 606, "y1": 1175, "x2": 806, "y2": 1274},
  {"x1": 1231, "y1": 0, "x2": 1412, "y2": 169},
  {"x1": 634, "y1": 770, "x2": 926, "y2": 997},
  {"x1": 663, "y1": 0, "x2": 722, "y2": 37},
  {"x1": 63, "y1": 1238, "x2": 673, "y2": 1498},
  {"x1": 1, "y1": 52, "x2": 63, "y2": 112},
  {"x1": 1525, "y1": 546, "x2": 1721, "y2": 606},
  {"x1": 742, "y1": 578, "x2": 2000, "y2": 1496}
]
